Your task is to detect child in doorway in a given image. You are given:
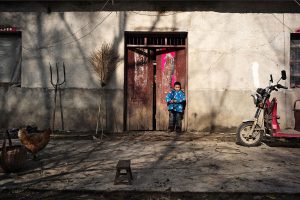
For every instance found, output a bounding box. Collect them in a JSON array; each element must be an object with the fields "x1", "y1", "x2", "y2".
[{"x1": 166, "y1": 81, "x2": 186, "y2": 133}]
